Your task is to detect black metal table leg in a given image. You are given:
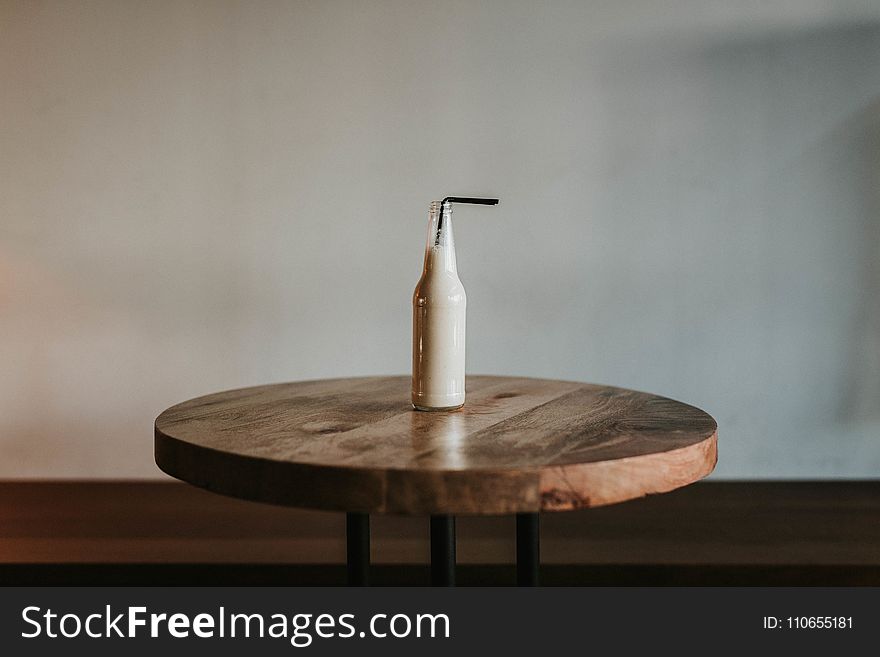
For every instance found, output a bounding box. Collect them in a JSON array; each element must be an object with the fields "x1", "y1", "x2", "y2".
[
  {"x1": 516, "y1": 512, "x2": 540, "y2": 586},
  {"x1": 430, "y1": 515, "x2": 456, "y2": 586},
  {"x1": 346, "y1": 512, "x2": 370, "y2": 586}
]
